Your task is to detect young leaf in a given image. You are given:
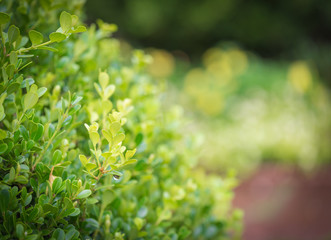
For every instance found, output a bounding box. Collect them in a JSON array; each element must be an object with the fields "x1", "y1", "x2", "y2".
[
  {"x1": 79, "y1": 154, "x2": 88, "y2": 166},
  {"x1": 49, "y1": 32, "x2": 66, "y2": 42},
  {"x1": 71, "y1": 26, "x2": 87, "y2": 33},
  {"x1": 29, "y1": 30, "x2": 43, "y2": 46},
  {"x1": 76, "y1": 189, "x2": 91, "y2": 199},
  {"x1": 23, "y1": 91, "x2": 38, "y2": 111},
  {"x1": 60, "y1": 11, "x2": 72, "y2": 32},
  {"x1": 37, "y1": 87, "x2": 47, "y2": 97},
  {"x1": 110, "y1": 122, "x2": 121, "y2": 136}
]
